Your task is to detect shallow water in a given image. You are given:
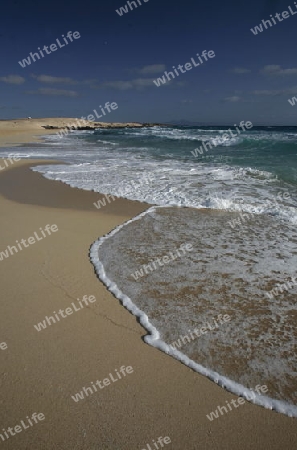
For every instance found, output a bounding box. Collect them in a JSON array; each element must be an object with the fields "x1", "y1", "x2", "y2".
[{"x1": 96, "y1": 206, "x2": 297, "y2": 408}]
